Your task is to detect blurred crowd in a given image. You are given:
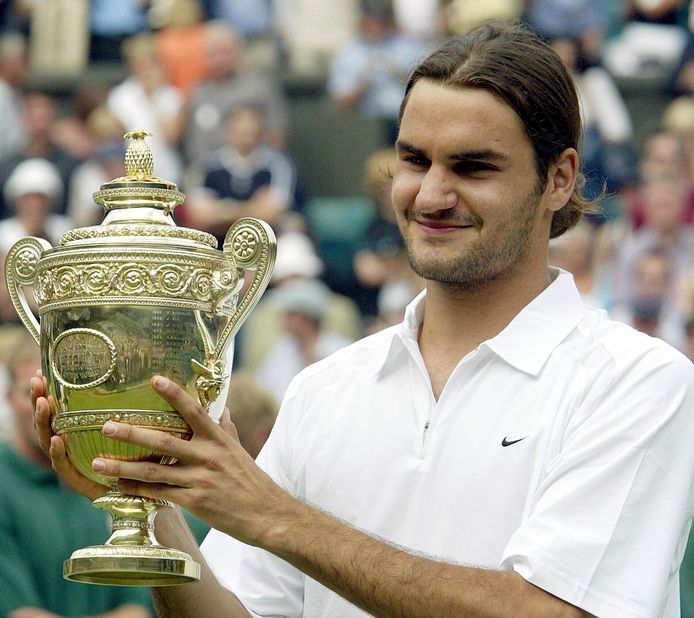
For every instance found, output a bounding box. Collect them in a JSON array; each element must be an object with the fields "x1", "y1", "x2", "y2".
[{"x1": 1, "y1": 0, "x2": 694, "y2": 613}]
